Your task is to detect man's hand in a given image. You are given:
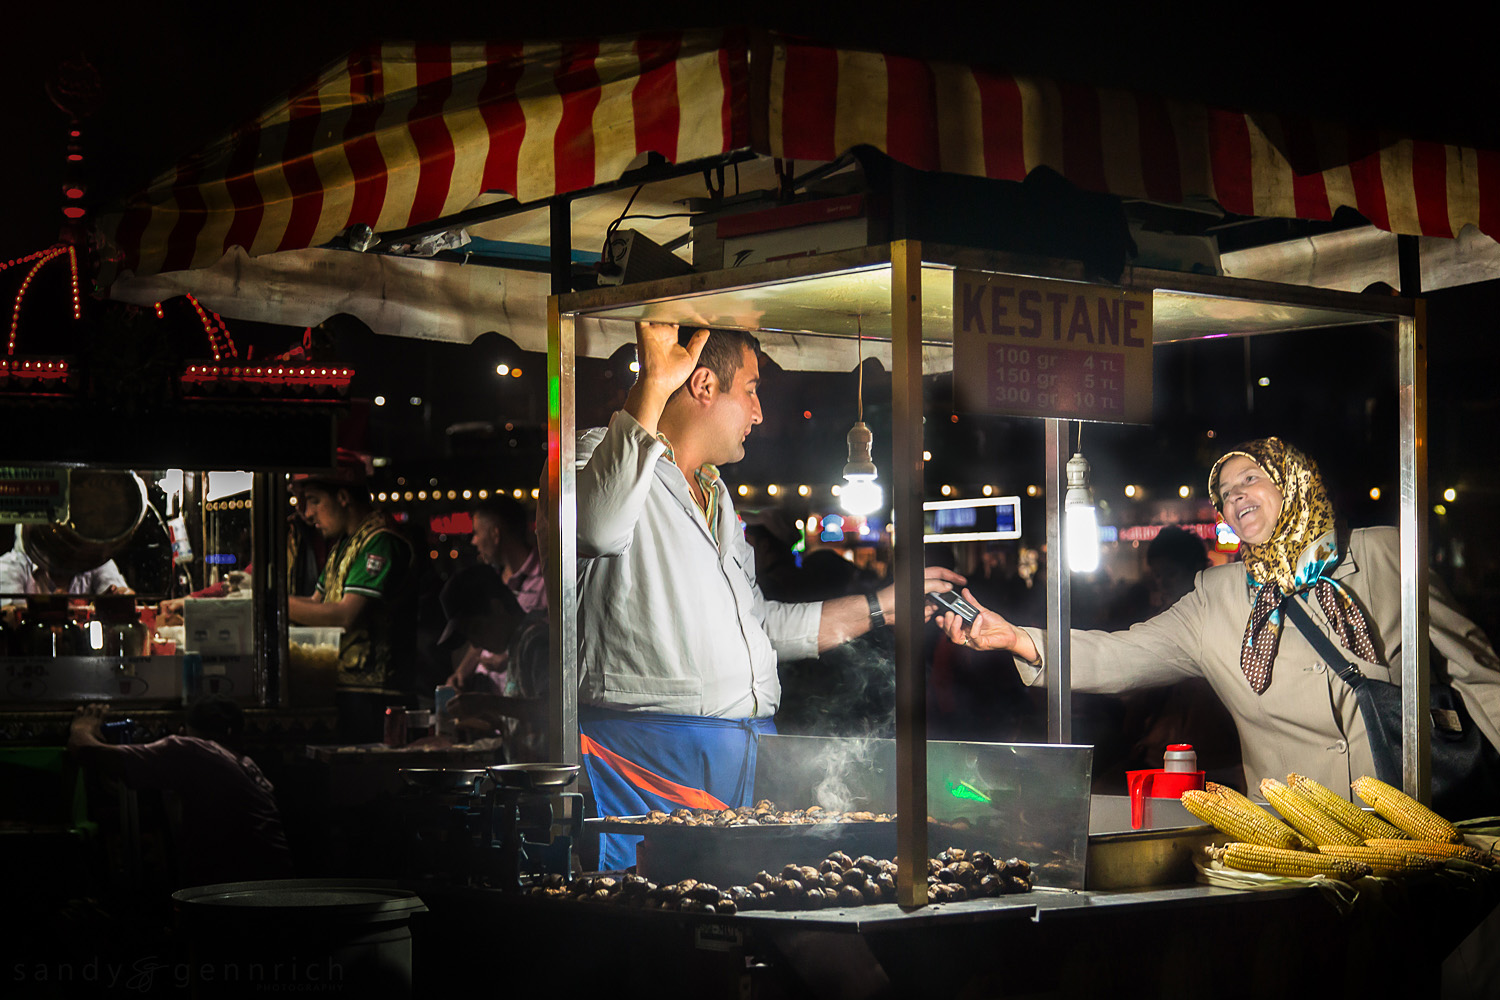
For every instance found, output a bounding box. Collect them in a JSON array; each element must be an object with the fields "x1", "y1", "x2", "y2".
[
  {"x1": 937, "y1": 587, "x2": 1039, "y2": 662},
  {"x1": 637, "y1": 322, "x2": 707, "y2": 391},
  {"x1": 68, "y1": 703, "x2": 108, "y2": 750},
  {"x1": 624, "y1": 322, "x2": 709, "y2": 434},
  {"x1": 910, "y1": 567, "x2": 966, "y2": 623},
  {"x1": 817, "y1": 566, "x2": 969, "y2": 651}
]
